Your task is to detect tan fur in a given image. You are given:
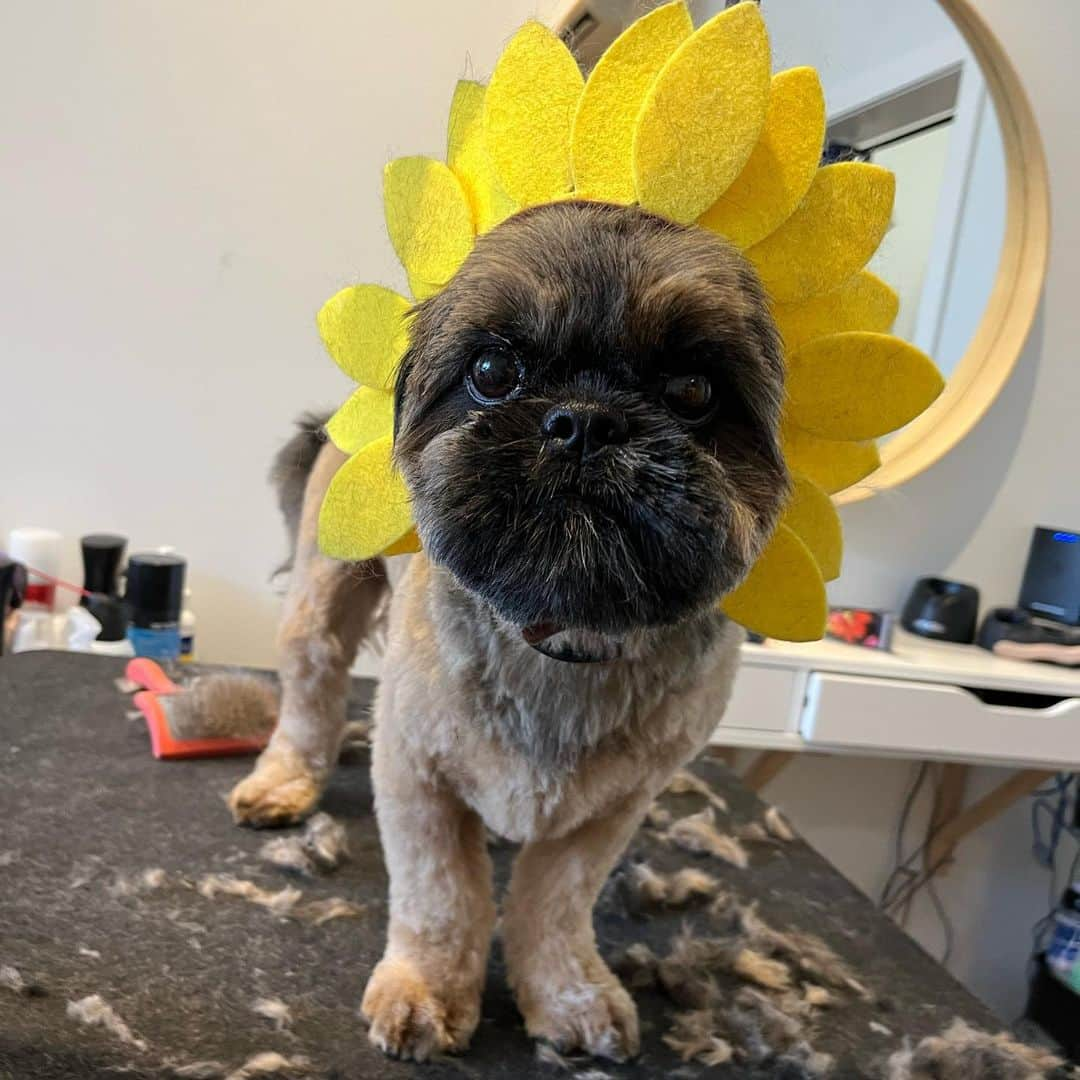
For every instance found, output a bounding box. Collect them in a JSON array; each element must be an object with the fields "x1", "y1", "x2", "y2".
[
  {"x1": 229, "y1": 443, "x2": 387, "y2": 827},
  {"x1": 230, "y1": 441, "x2": 745, "y2": 1062}
]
